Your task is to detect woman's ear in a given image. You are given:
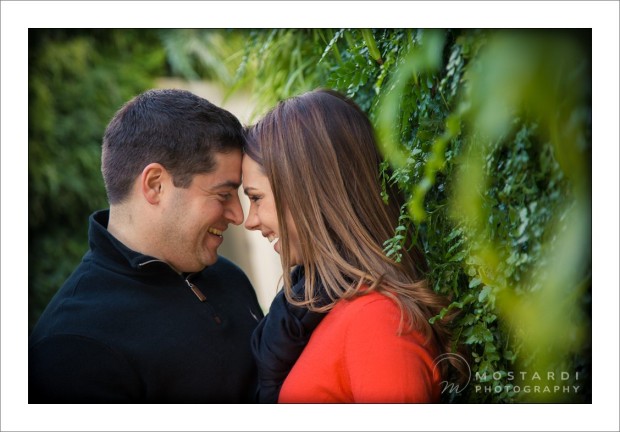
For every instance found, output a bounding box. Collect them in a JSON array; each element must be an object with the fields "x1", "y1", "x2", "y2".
[{"x1": 140, "y1": 163, "x2": 167, "y2": 205}]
